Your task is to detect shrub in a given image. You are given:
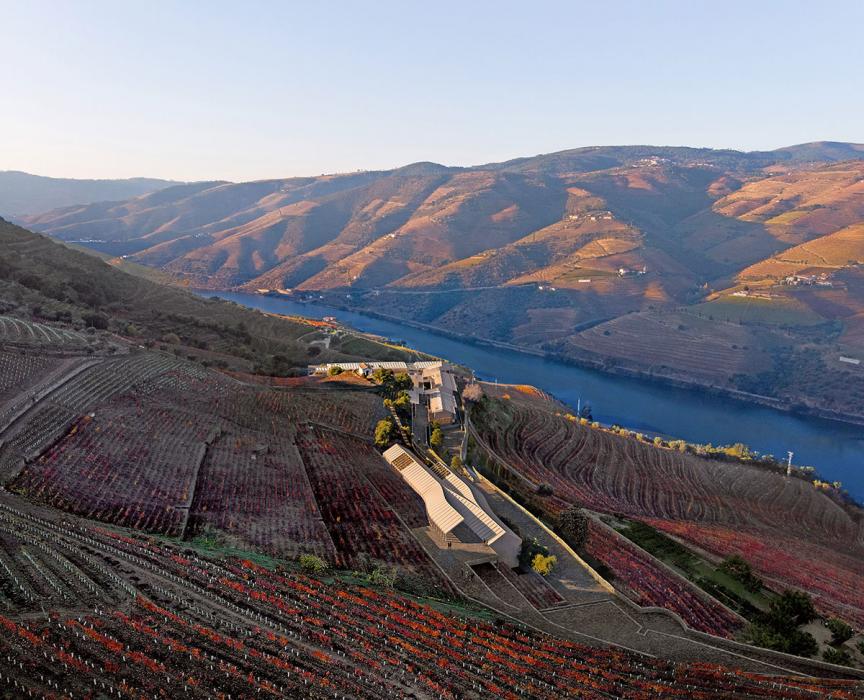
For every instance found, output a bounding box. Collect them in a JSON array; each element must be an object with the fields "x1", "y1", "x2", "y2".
[
  {"x1": 825, "y1": 618, "x2": 853, "y2": 646},
  {"x1": 463, "y1": 383, "x2": 483, "y2": 402},
  {"x1": 519, "y1": 537, "x2": 549, "y2": 571},
  {"x1": 374, "y1": 419, "x2": 396, "y2": 448},
  {"x1": 822, "y1": 647, "x2": 853, "y2": 666},
  {"x1": 536, "y1": 482, "x2": 554, "y2": 496},
  {"x1": 532, "y1": 553, "x2": 557, "y2": 577},
  {"x1": 298, "y1": 554, "x2": 328, "y2": 574},
  {"x1": 369, "y1": 564, "x2": 397, "y2": 588},
  {"x1": 327, "y1": 365, "x2": 344, "y2": 376},
  {"x1": 718, "y1": 555, "x2": 763, "y2": 592}
]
